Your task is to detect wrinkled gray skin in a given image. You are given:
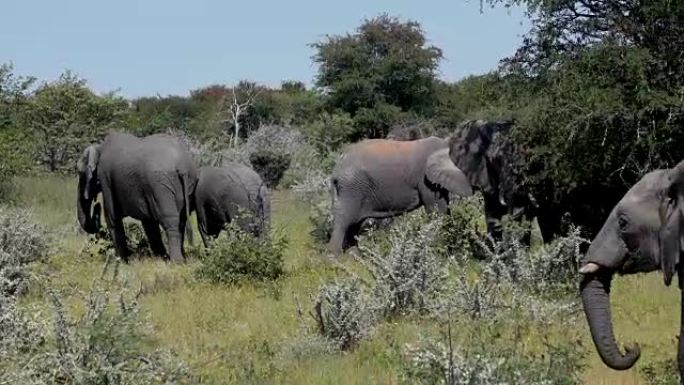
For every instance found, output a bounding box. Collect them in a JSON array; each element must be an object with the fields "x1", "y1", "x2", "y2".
[
  {"x1": 77, "y1": 132, "x2": 197, "y2": 262},
  {"x1": 579, "y1": 161, "x2": 684, "y2": 383},
  {"x1": 194, "y1": 164, "x2": 270, "y2": 247},
  {"x1": 327, "y1": 136, "x2": 473, "y2": 256}
]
